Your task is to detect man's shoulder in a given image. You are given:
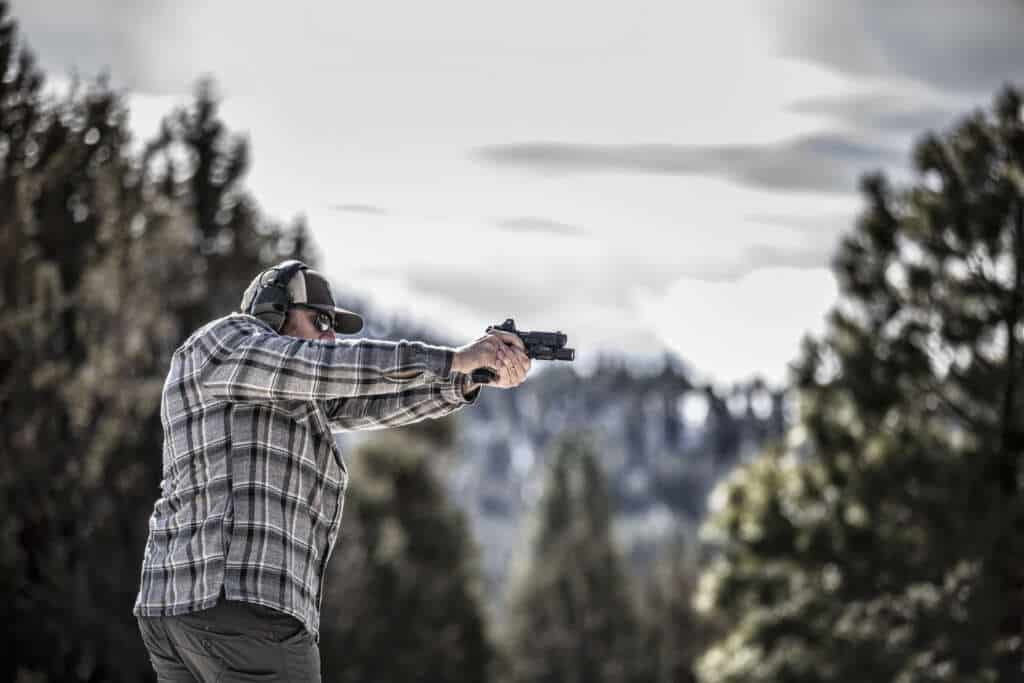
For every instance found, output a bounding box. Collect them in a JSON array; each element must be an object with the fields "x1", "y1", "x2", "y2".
[{"x1": 180, "y1": 313, "x2": 275, "y2": 352}]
